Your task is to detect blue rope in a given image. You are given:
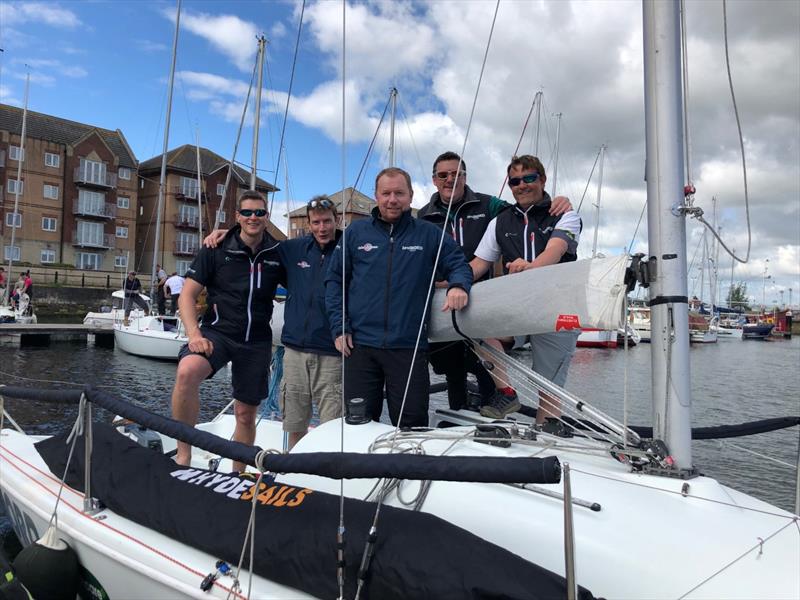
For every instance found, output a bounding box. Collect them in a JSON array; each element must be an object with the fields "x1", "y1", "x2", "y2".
[{"x1": 259, "y1": 345, "x2": 284, "y2": 423}]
